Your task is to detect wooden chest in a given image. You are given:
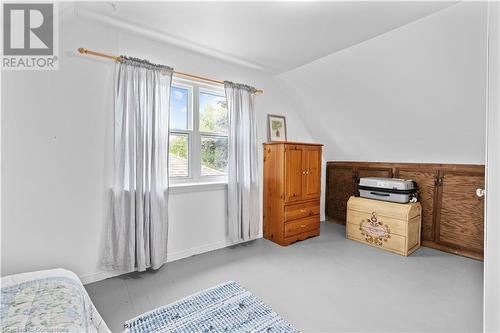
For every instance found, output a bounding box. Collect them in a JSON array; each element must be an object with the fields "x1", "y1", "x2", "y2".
[{"x1": 346, "y1": 196, "x2": 422, "y2": 256}]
